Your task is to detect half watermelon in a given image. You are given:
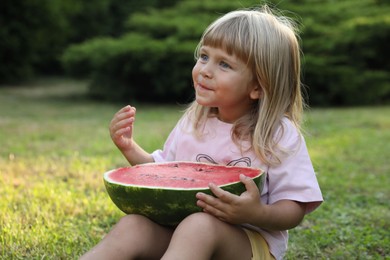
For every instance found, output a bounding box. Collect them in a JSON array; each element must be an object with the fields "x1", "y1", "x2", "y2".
[{"x1": 104, "y1": 161, "x2": 264, "y2": 226}]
